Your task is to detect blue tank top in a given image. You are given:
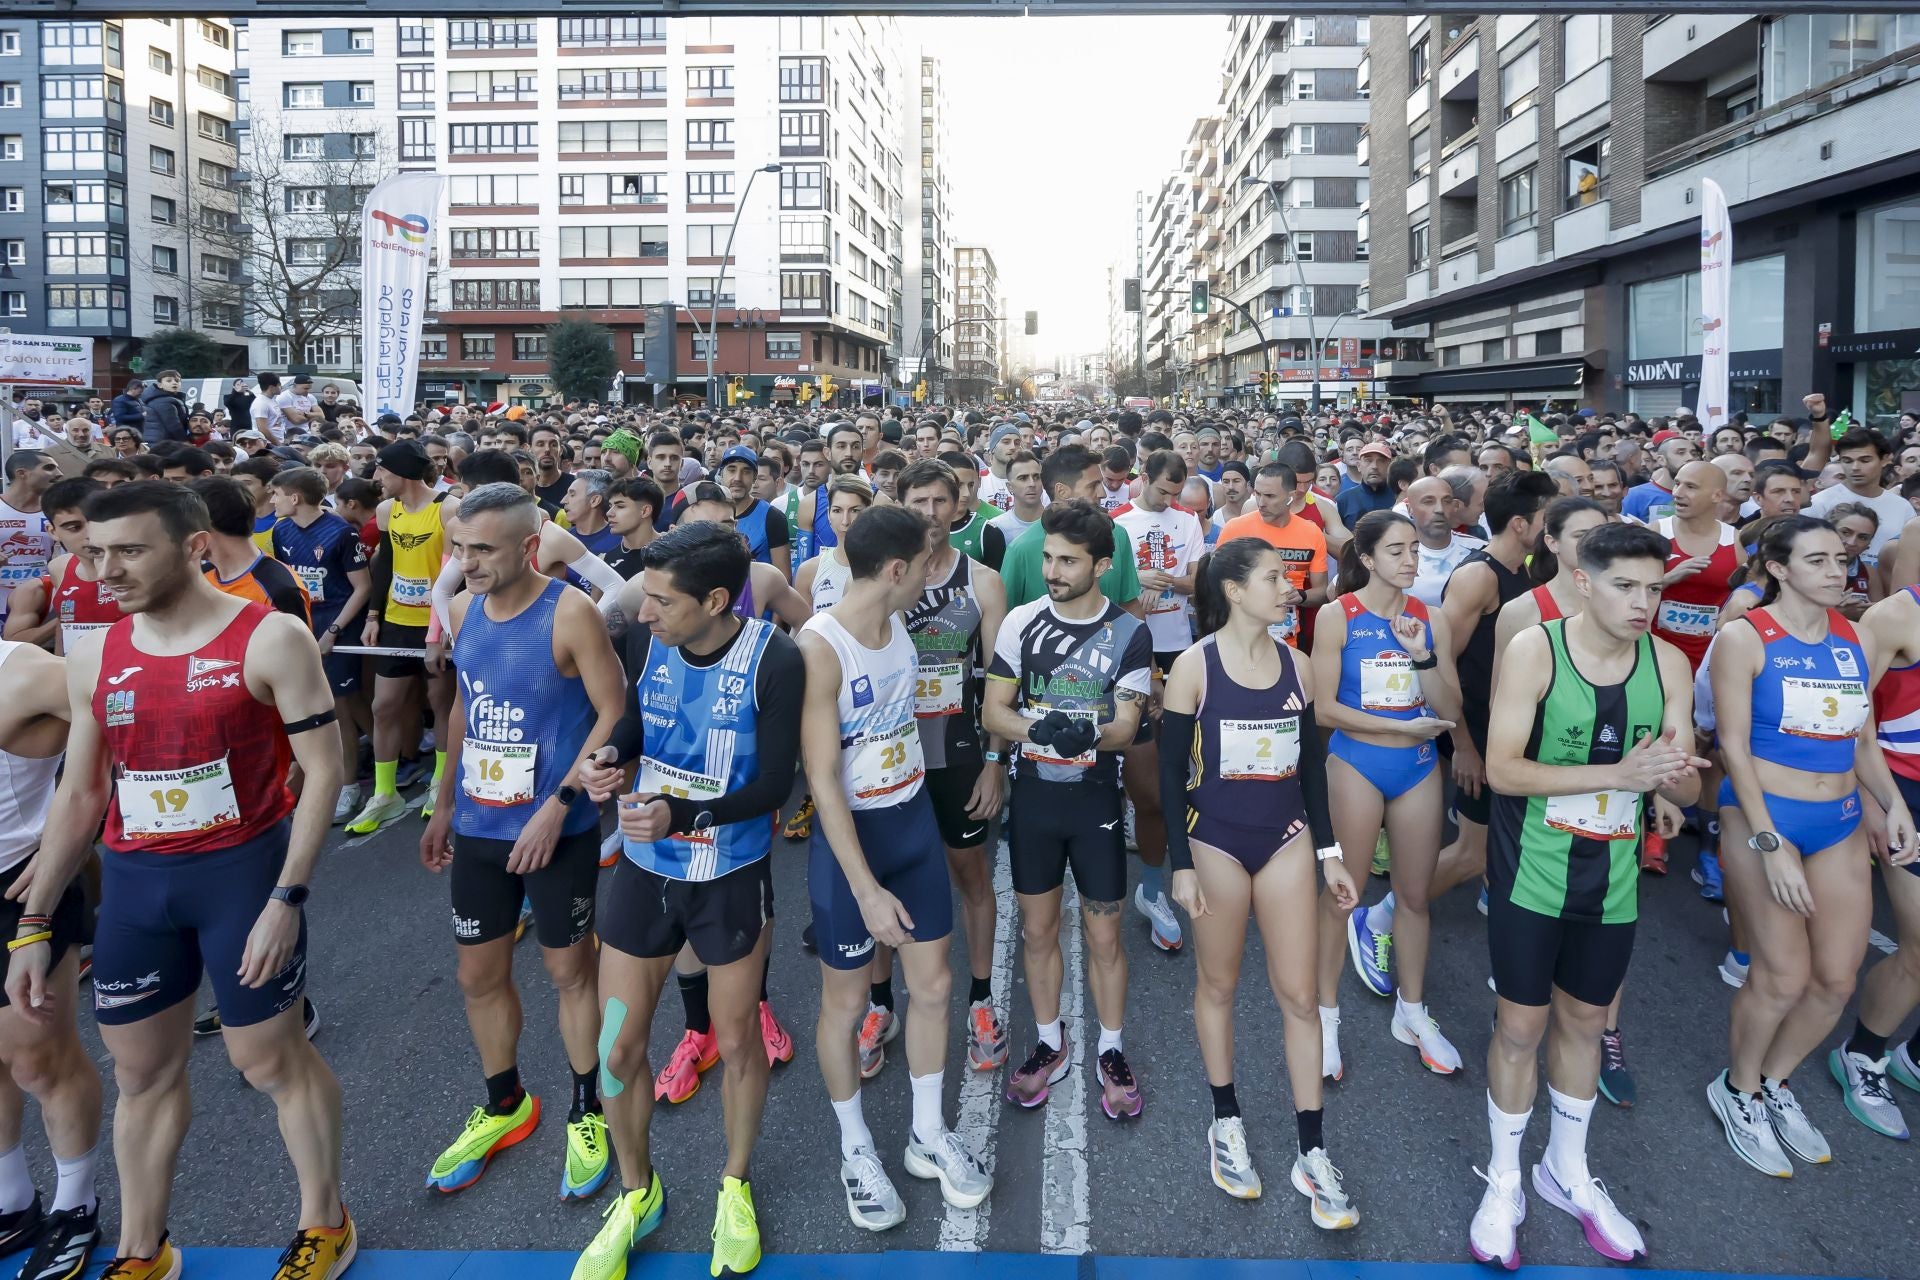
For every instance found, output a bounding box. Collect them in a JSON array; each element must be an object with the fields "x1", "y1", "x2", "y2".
[
  {"x1": 1334, "y1": 592, "x2": 1432, "y2": 722},
  {"x1": 451, "y1": 577, "x2": 599, "y2": 838},
  {"x1": 1186, "y1": 635, "x2": 1307, "y2": 839},
  {"x1": 1743, "y1": 605, "x2": 1871, "y2": 774},
  {"x1": 627, "y1": 617, "x2": 777, "y2": 880},
  {"x1": 736, "y1": 499, "x2": 774, "y2": 565}
]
